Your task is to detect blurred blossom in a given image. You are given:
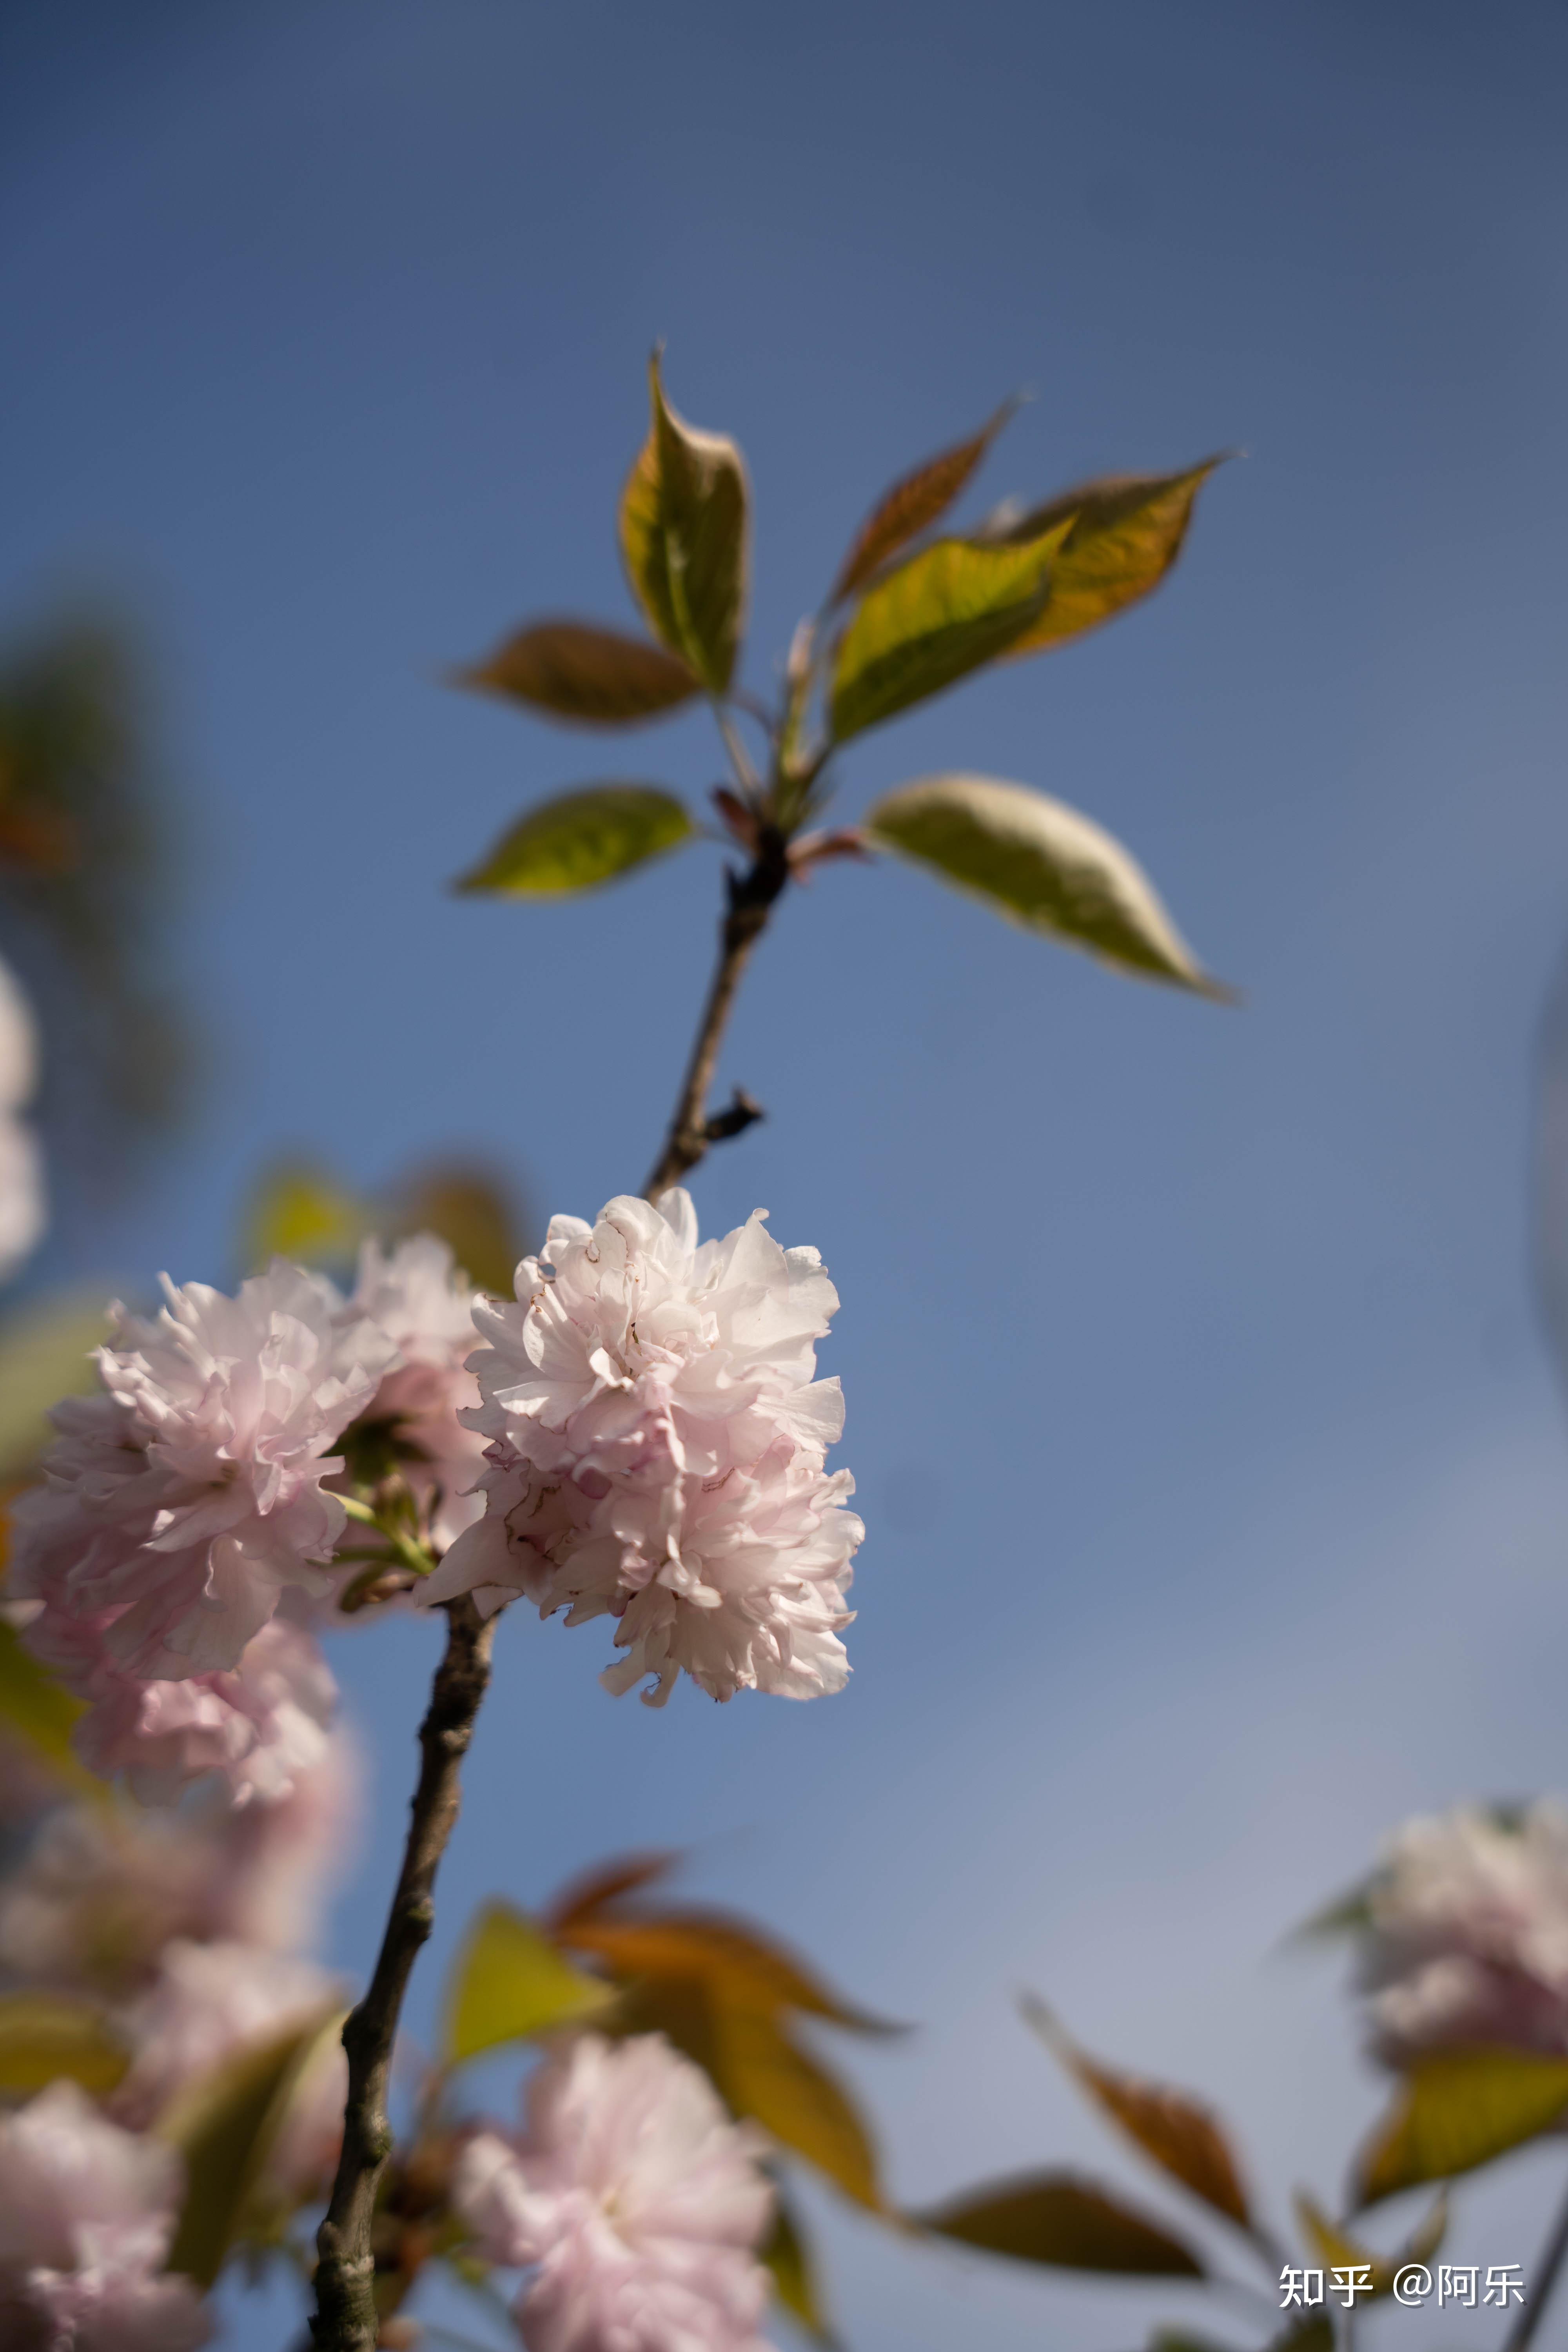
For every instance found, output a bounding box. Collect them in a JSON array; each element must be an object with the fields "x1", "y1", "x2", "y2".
[
  {"x1": 1357, "y1": 1799, "x2": 1568, "y2": 2062},
  {"x1": 0, "y1": 950, "x2": 46, "y2": 1283},
  {"x1": 21, "y1": 1609, "x2": 337, "y2": 1808},
  {"x1": 343, "y1": 1231, "x2": 486, "y2": 1551},
  {"x1": 9, "y1": 1261, "x2": 396, "y2": 1676},
  {"x1": 422, "y1": 1190, "x2": 860, "y2": 1705},
  {"x1": 454, "y1": 2031, "x2": 773, "y2": 2352},
  {"x1": 0, "y1": 2080, "x2": 209, "y2": 2350},
  {"x1": 114, "y1": 1937, "x2": 344, "y2": 2146}
]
